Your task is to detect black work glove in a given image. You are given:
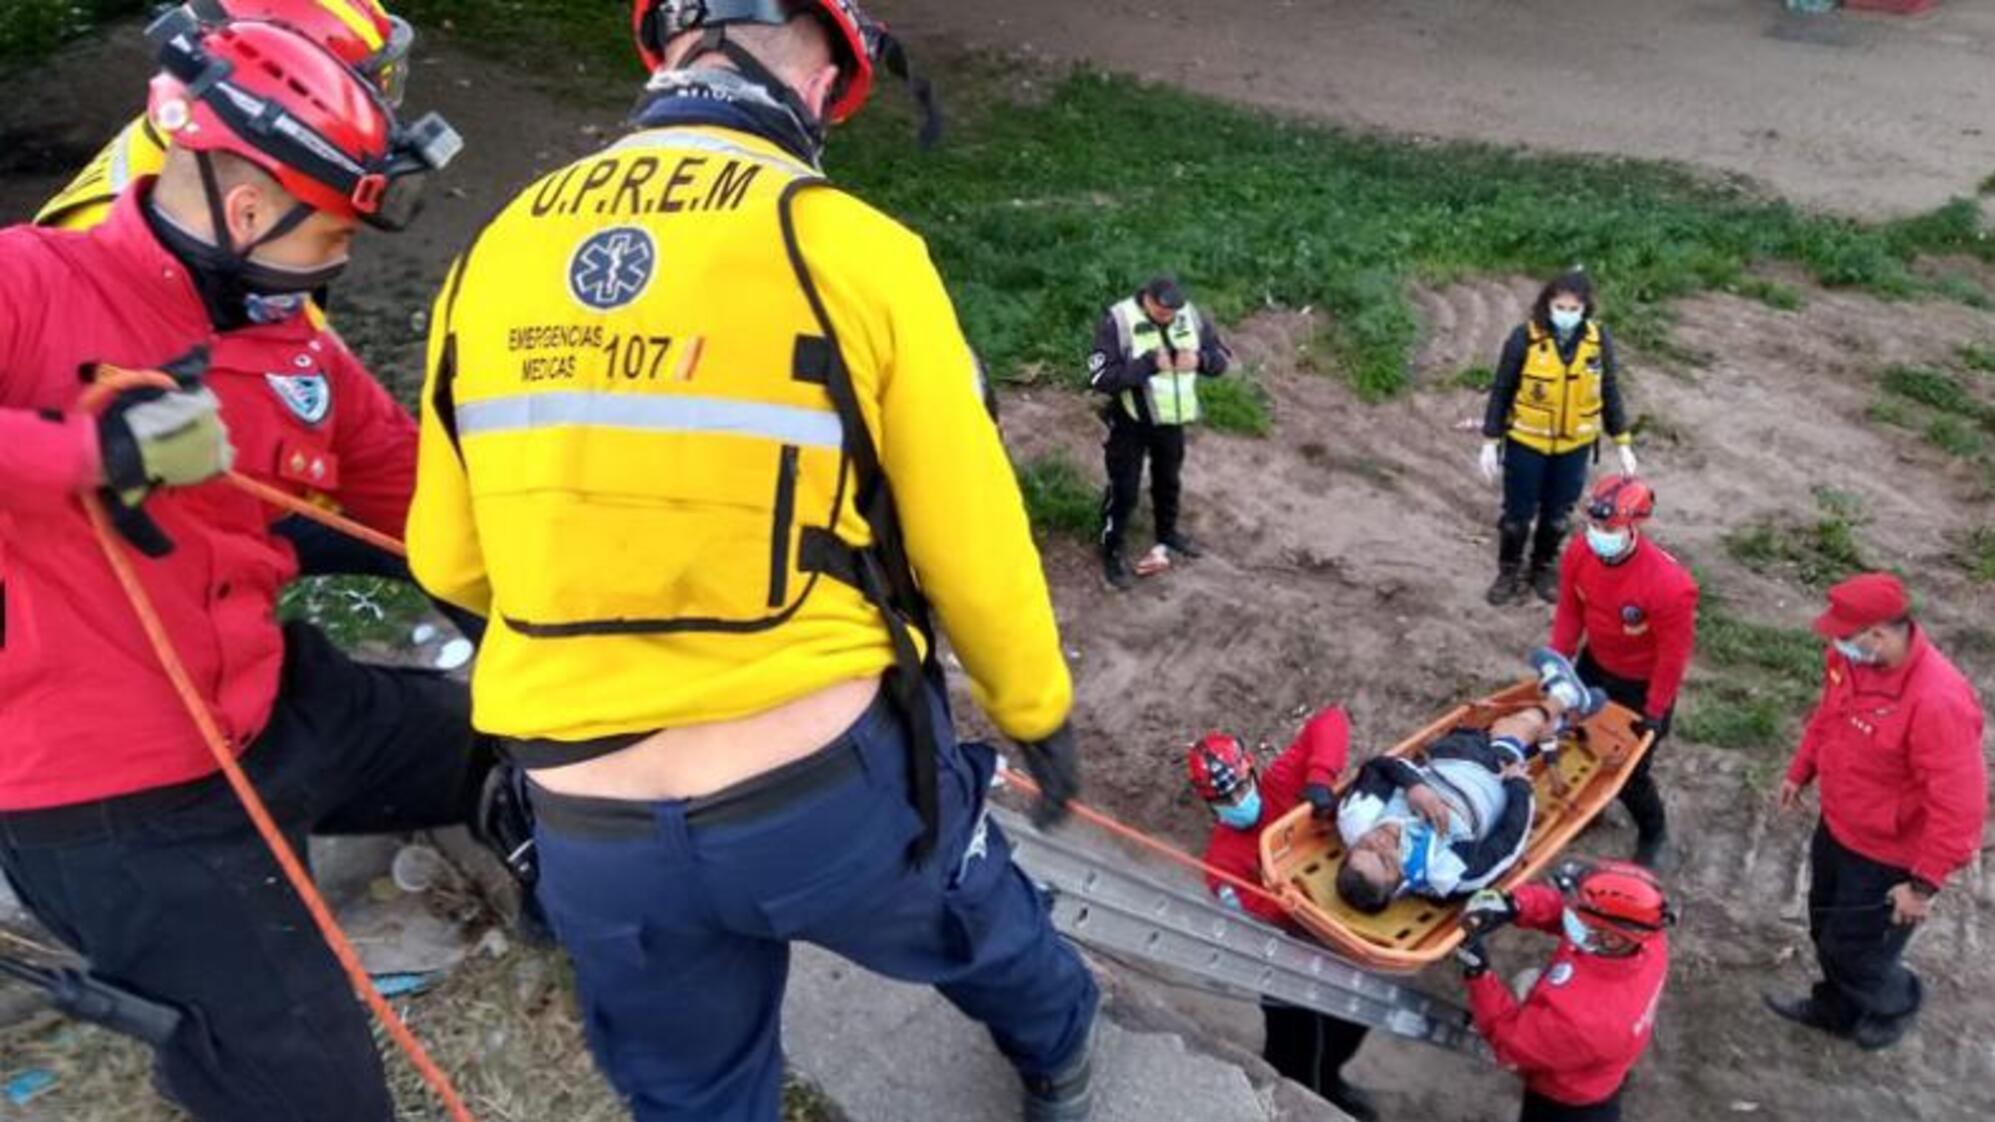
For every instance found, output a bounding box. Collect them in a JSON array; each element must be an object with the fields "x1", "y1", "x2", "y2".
[
  {"x1": 1462, "y1": 889, "x2": 1519, "y2": 936},
  {"x1": 1631, "y1": 716, "x2": 1660, "y2": 741},
  {"x1": 1017, "y1": 722, "x2": 1082, "y2": 829},
  {"x1": 1302, "y1": 783, "x2": 1337, "y2": 820},
  {"x1": 1455, "y1": 932, "x2": 1491, "y2": 978}
]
